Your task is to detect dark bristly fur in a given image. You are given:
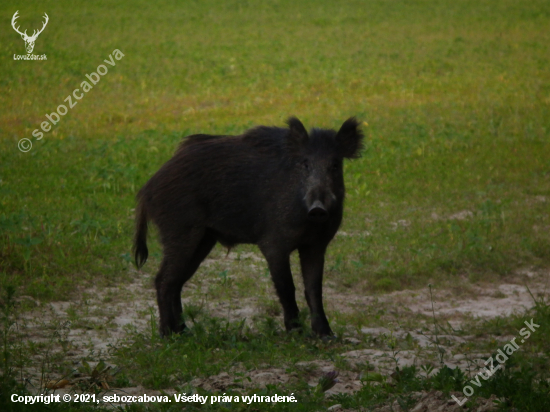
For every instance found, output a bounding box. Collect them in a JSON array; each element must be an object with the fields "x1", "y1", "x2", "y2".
[{"x1": 134, "y1": 117, "x2": 364, "y2": 337}]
